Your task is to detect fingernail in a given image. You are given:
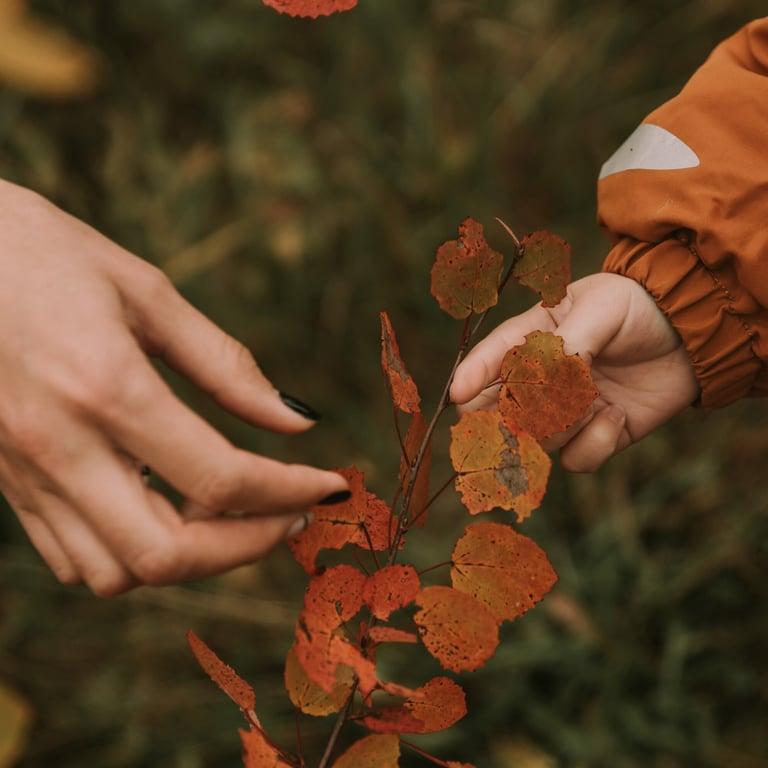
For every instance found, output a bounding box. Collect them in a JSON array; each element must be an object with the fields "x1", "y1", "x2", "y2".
[
  {"x1": 318, "y1": 490, "x2": 352, "y2": 506},
  {"x1": 604, "y1": 405, "x2": 626, "y2": 426},
  {"x1": 279, "y1": 392, "x2": 321, "y2": 421},
  {"x1": 286, "y1": 513, "x2": 314, "y2": 539}
]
